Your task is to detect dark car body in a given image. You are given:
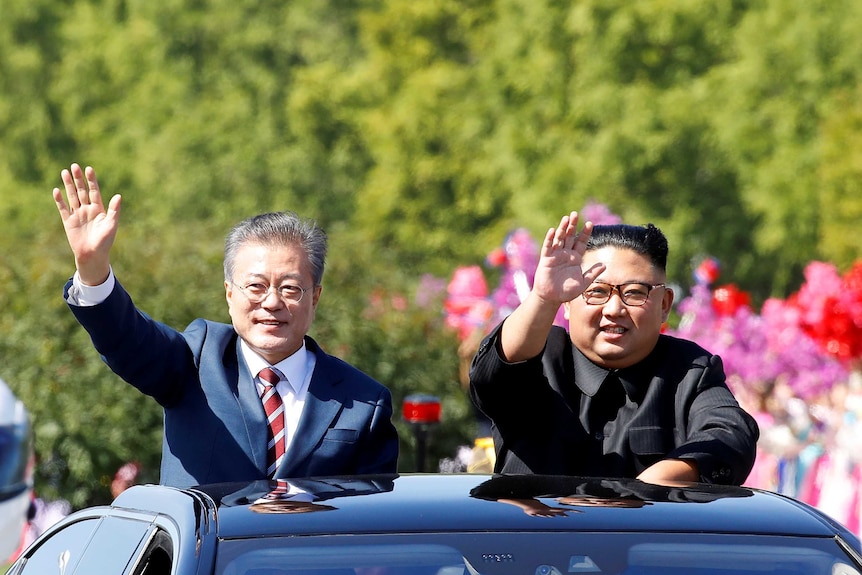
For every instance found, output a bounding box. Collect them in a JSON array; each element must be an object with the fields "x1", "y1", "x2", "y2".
[
  {"x1": 8, "y1": 473, "x2": 862, "y2": 575},
  {"x1": 0, "y1": 378, "x2": 34, "y2": 563}
]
